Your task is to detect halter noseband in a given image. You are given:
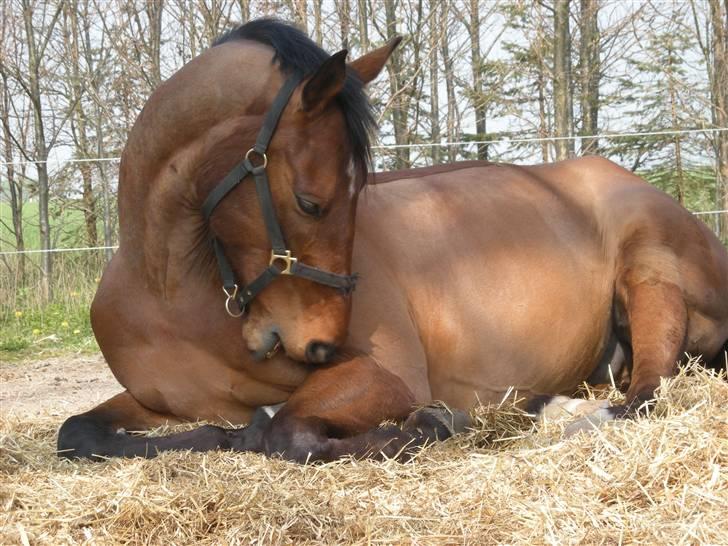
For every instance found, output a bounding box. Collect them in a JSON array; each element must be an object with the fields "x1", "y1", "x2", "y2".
[{"x1": 202, "y1": 75, "x2": 358, "y2": 317}]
